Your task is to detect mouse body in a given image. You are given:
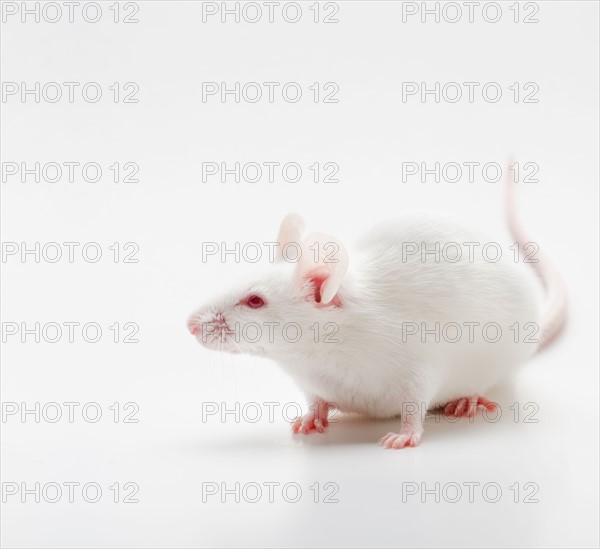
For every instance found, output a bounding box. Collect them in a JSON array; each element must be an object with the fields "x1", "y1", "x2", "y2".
[
  {"x1": 276, "y1": 216, "x2": 539, "y2": 418},
  {"x1": 188, "y1": 186, "x2": 566, "y2": 449}
]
